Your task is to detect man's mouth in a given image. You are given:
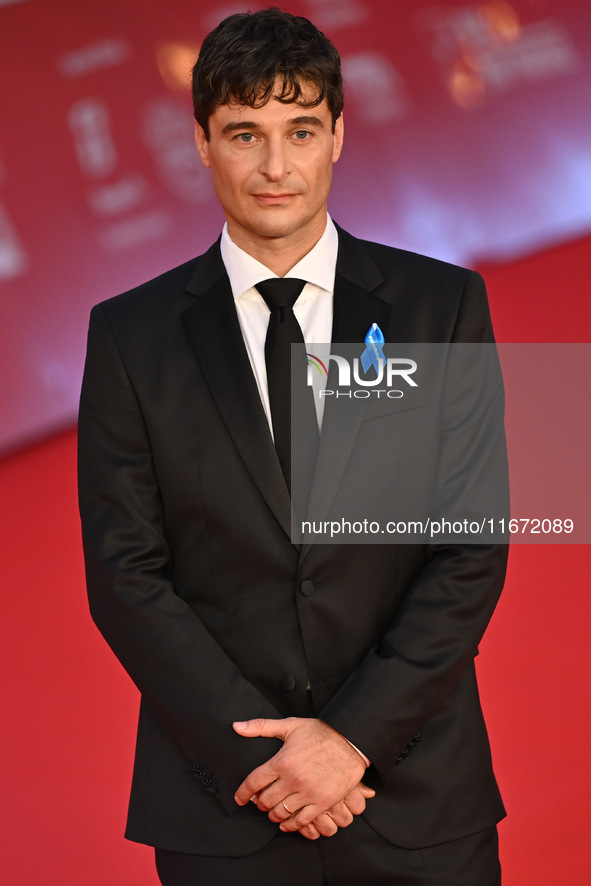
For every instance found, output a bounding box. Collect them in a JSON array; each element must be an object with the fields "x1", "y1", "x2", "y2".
[{"x1": 252, "y1": 193, "x2": 298, "y2": 204}]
